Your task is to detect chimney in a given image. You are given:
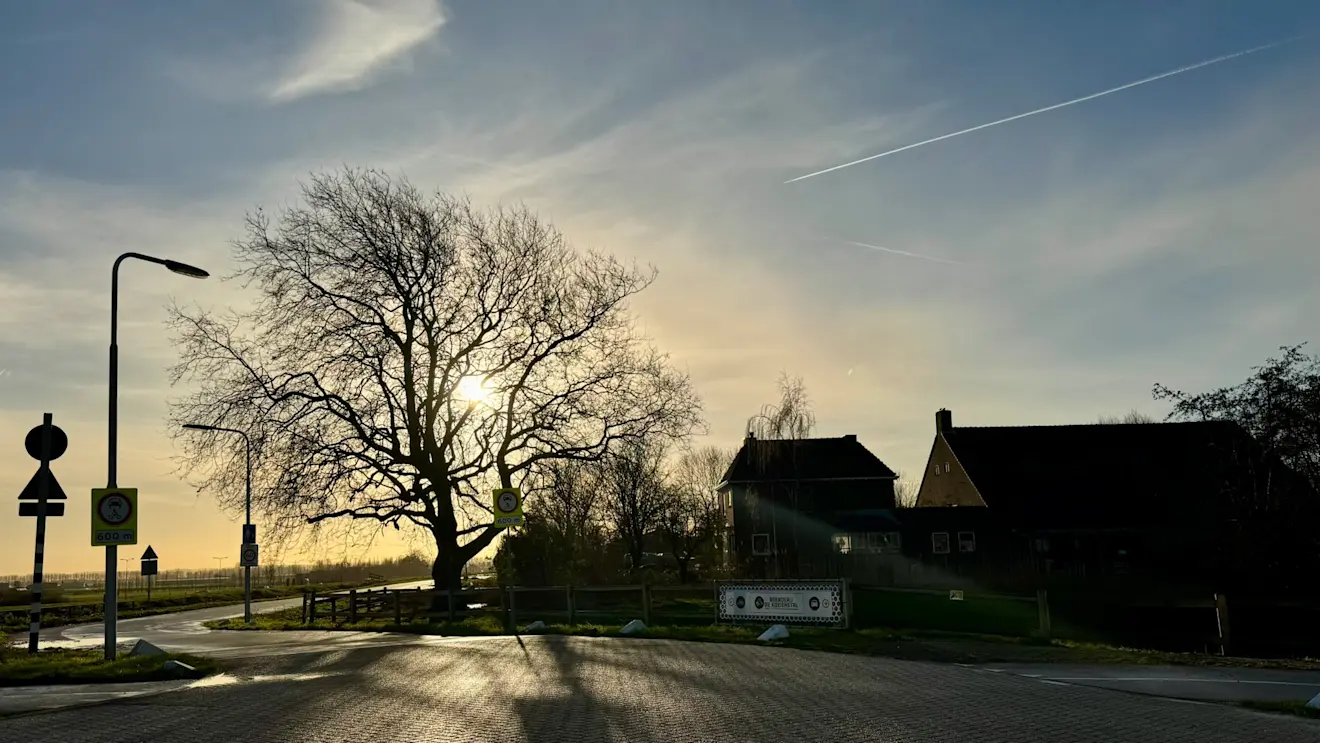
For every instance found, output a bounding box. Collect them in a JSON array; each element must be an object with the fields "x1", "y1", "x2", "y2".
[
  {"x1": 936, "y1": 408, "x2": 953, "y2": 433},
  {"x1": 843, "y1": 434, "x2": 857, "y2": 442}
]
